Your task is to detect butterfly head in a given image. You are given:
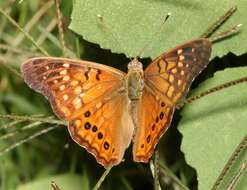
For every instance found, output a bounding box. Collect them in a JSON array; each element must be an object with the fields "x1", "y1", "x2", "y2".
[
  {"x1": 126, "y1": 58, "x2": 144, "y2": 100},
  {"x1": 127, "y1": 57, "x2": 143, "y2": 71}
]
